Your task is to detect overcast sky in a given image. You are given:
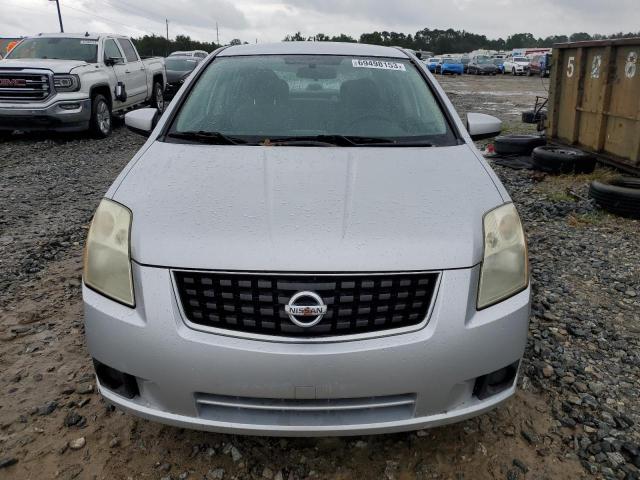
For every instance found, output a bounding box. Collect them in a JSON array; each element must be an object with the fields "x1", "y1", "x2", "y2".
[{"x1": 2, "y1": 0, "x2": 639, "y2": 44}]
